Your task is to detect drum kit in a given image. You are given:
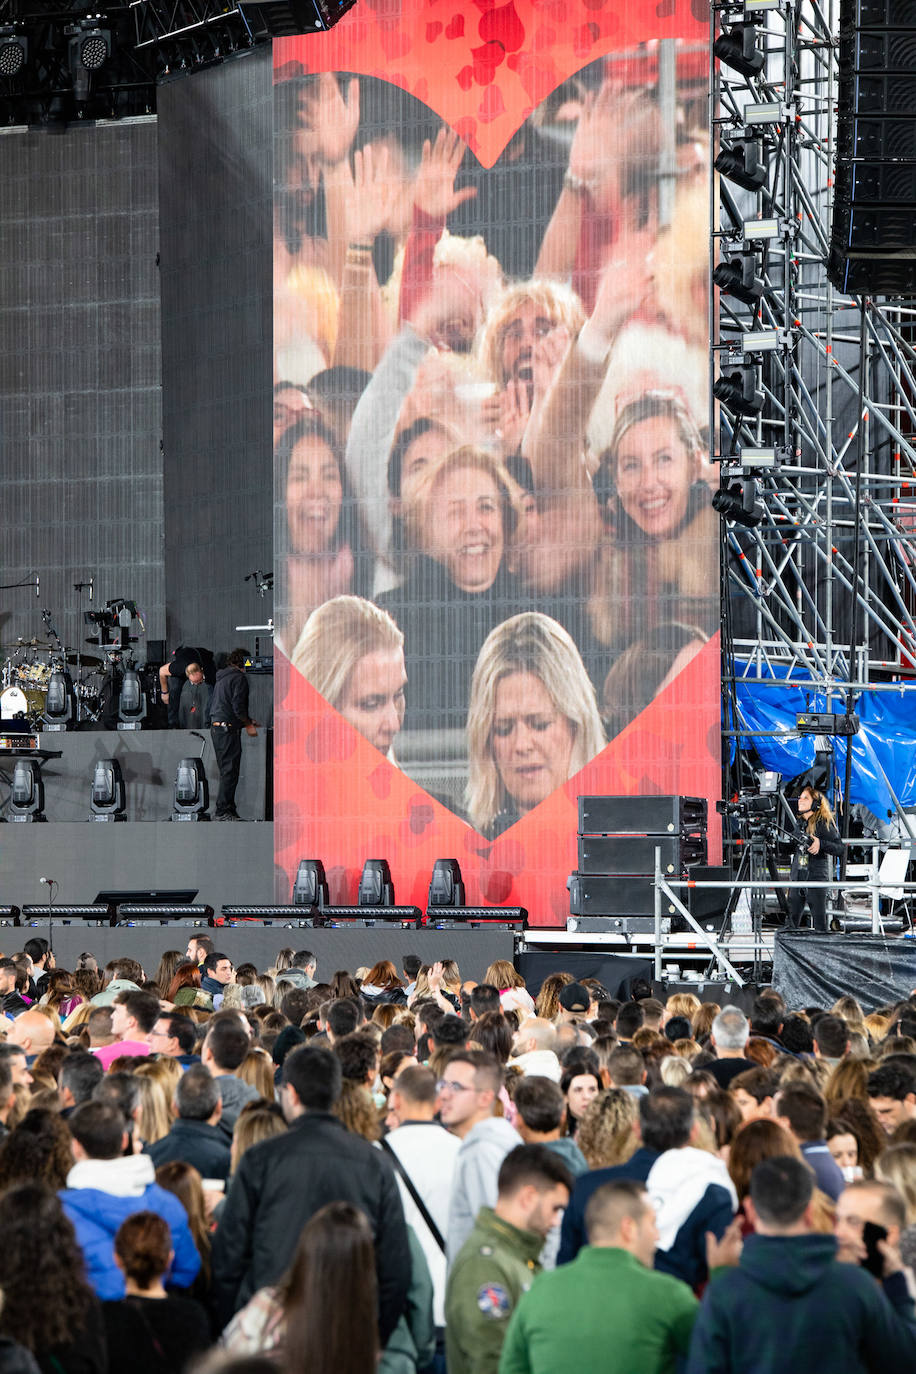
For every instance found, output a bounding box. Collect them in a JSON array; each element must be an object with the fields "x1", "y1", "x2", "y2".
[{"x1": 1, "y1": 612, "x2": 104, "y2": 729}]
